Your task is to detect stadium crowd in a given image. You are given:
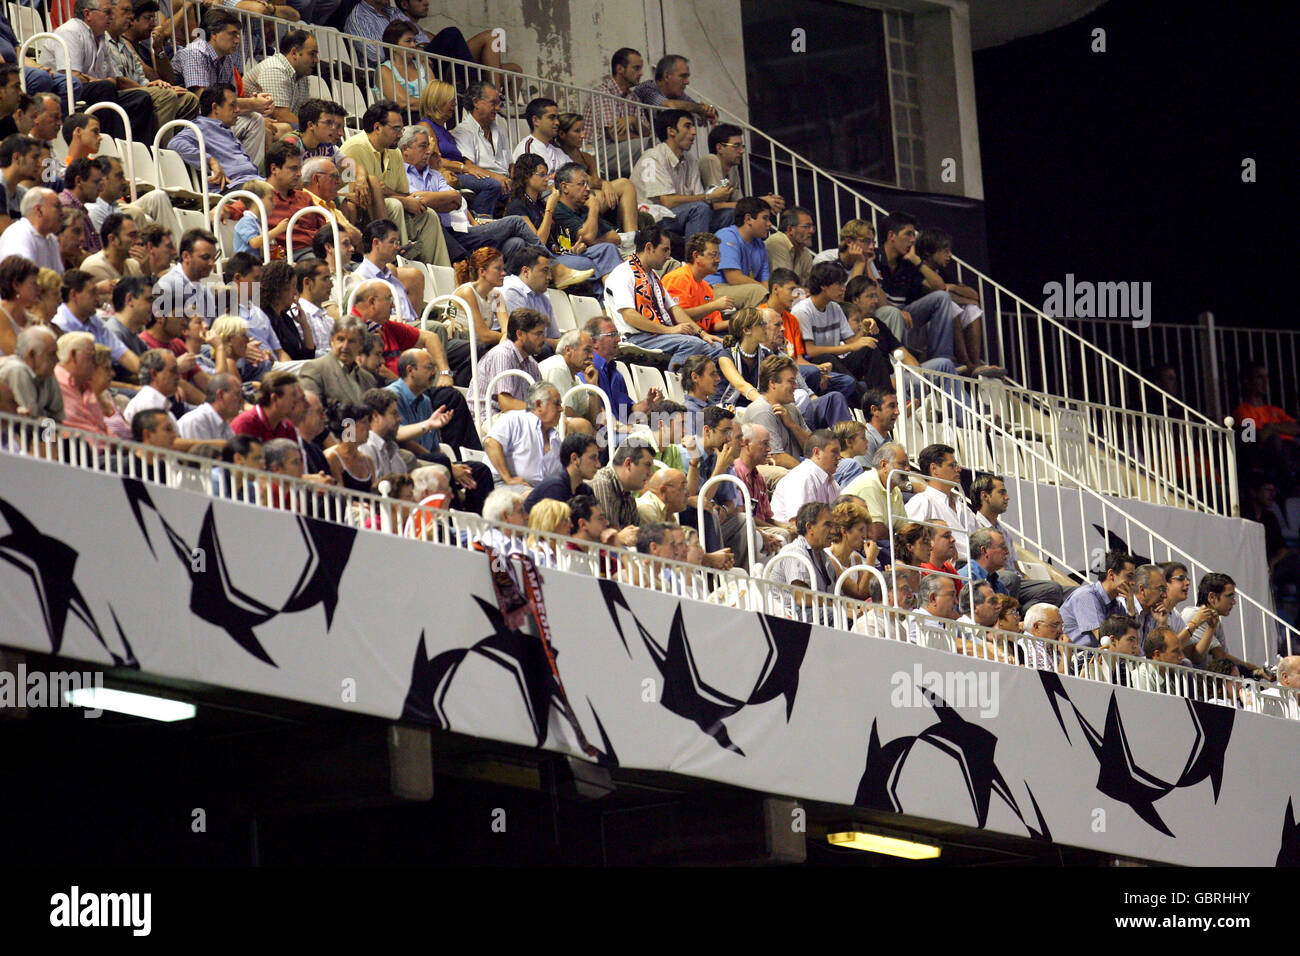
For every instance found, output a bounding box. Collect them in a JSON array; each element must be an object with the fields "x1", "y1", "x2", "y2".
[{"x1": 0, "y1": 3, "x2": 1292, "y2": 705}]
